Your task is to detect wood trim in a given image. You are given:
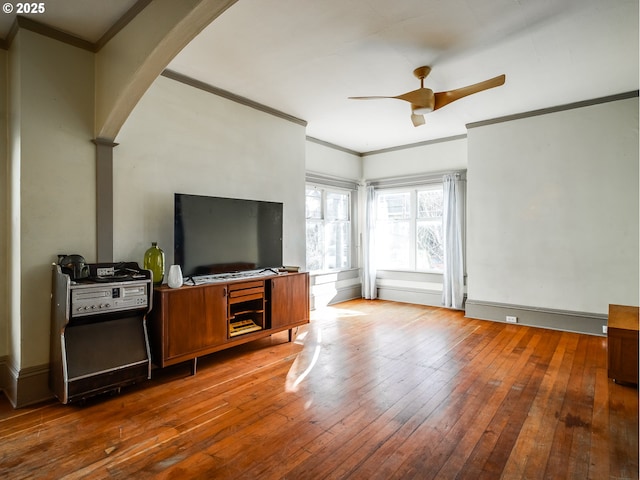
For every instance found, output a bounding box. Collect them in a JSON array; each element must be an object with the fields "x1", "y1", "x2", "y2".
[
  {"x1": 14, "y1": 16, "x2": 94, "y2": 51},
  {"x1": 309, "y1": 269, "x2": 361, "y2": 309},
  {"x1": 467, "y1": 91, "x2": 639, "y2": 130},
  {"x1": 310, "y1": 283, "x2": 361, "y2": 309},
  {"x1": 93, "y1": 138, "x2": 119, "y2": 263},
  {"x1": 0, "y1": 355, "x2": 10, "y2": 402},
  {"x1": 361, "y1": 133, "x2": 467, "y2": 157},
  {"x1": 305, "y1": 172, "x2": 360, "y2": 190},
  {"x1": 2, "y1": 1, "x2": 151, "y2": 52},
  {"x1": 306, "y1": 136, "x2": 362, "y2": 157},
  {"x1": 465, "y1": 299, "x2": 608, "y2": 336},
  {"x1": 161, "y1": 69, "x2": 308, "y2": 127},
  {"x1": 377, "y1": 286, "x2": 444, "y2": 308},
  {"x1": 95, "y1": 0, "x2": 153, "y2": 51},
  {"x1": 4, "y1": 15, "x2": 20, "y2": 48},
  {"x1": 1, "y1": 359, "x2": 52, "y2": 408},
  {"x1": 366, "y1": 169, "x2": 465, "y2": 188}
]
